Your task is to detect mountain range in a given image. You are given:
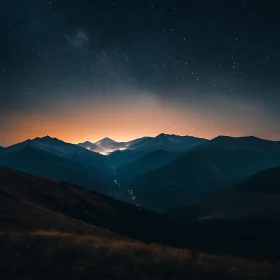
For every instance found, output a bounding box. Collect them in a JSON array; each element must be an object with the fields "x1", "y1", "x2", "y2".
[
  {"x1": 1, "y1": 133, "x2": 280, "y2": 261},
  {"x1": 123, "y1": 136, "x2": 280, "y2": 211},
  {"x1": 1, "y1": 134, "x2": 280, "y2": 214},
  {"x1": 78, "y1": 133, "x2": 207, "y2": 154}
]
